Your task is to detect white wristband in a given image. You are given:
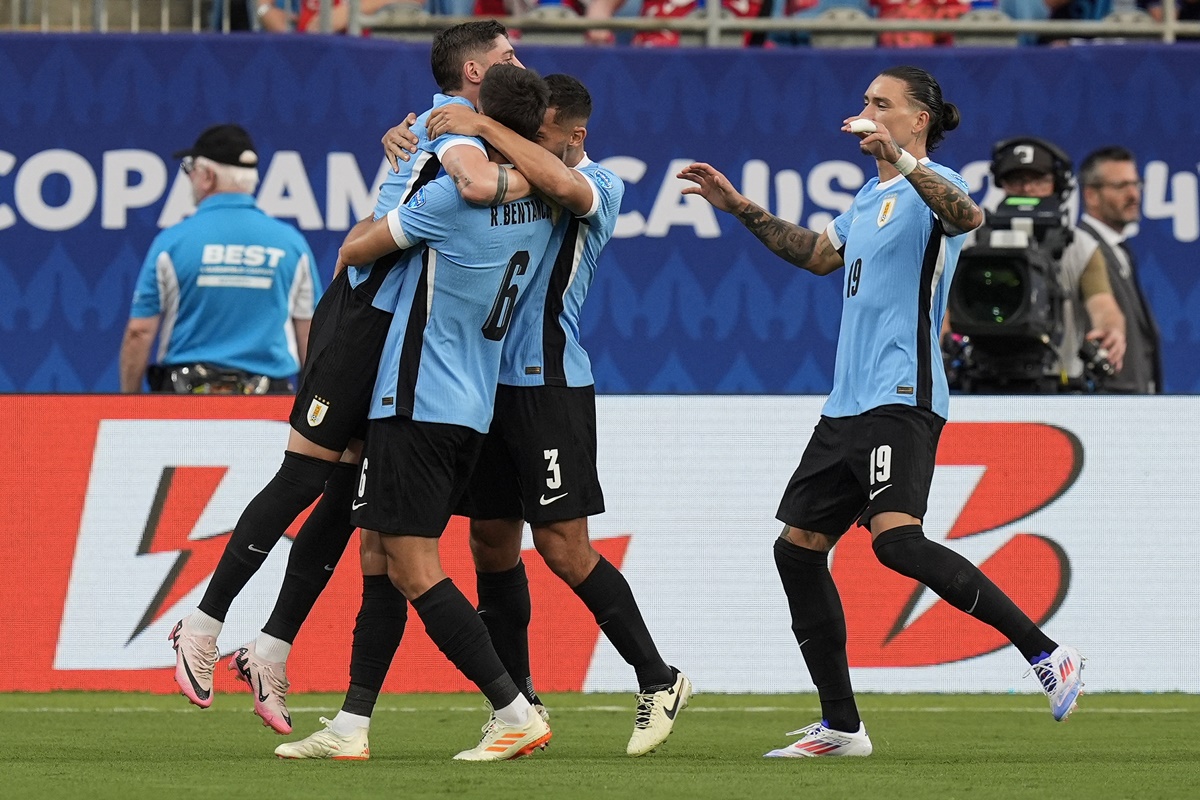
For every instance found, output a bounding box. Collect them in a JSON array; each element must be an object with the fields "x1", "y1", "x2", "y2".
[{"x1": 893, "y1": 149, "x2": 919, "y2": 177}]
